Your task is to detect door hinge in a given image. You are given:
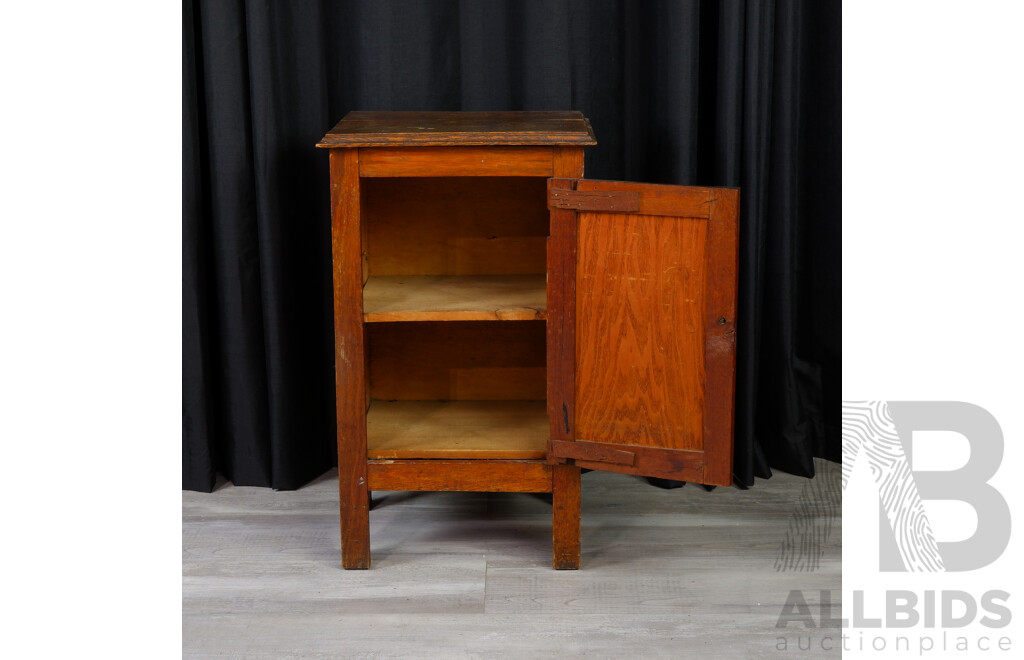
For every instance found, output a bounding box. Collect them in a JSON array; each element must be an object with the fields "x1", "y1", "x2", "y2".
[
  {"x1": 548, "y1": 188, "x2": 640, "y2": 212},
  {"x1": 548, "y1": 439, "x2": 636, "y2": 466}
]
